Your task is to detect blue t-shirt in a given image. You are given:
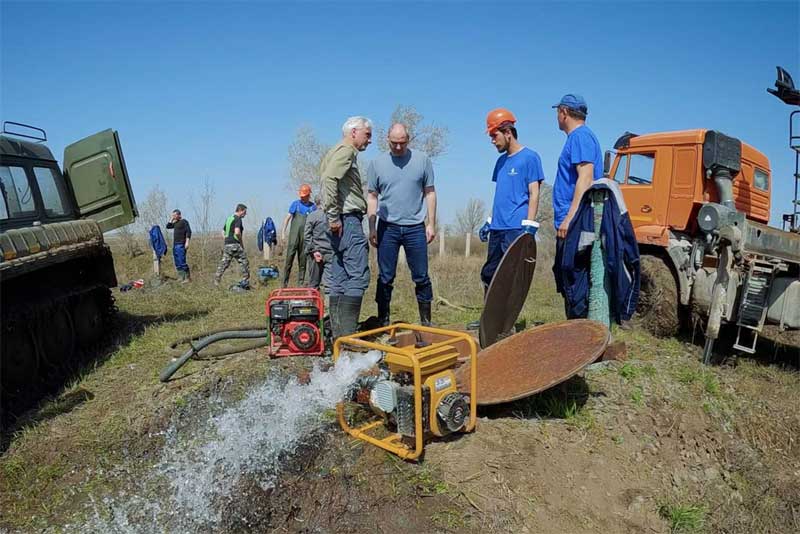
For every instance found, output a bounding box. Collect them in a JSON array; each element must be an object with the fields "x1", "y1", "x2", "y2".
[
  {"x1": 367, "y1": 149, "x2": 434, "y2": 225},
  {"x1": 288, "y1": 199, "x2": 316, "y2": 216},
  {"x1": 553, "y1": 125, "x2": 603, "y2": 229},
  {"x1": 490, "y1": 147, "x2": 545, "y2": 230}
]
